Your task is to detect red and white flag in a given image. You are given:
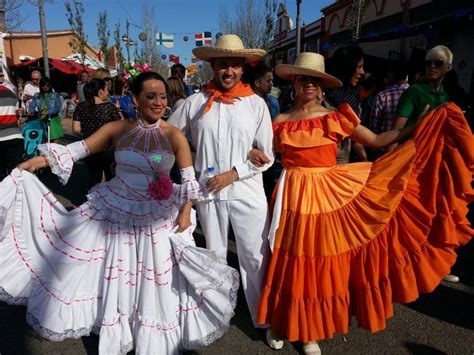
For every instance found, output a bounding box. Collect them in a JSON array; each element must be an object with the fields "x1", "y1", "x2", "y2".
[
  {"x1": 195, "y1": 32, "x2": 212, "y2": 47},
  {"x1": 169, "y1": 54, "x2": 180, "y2": 64}
]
